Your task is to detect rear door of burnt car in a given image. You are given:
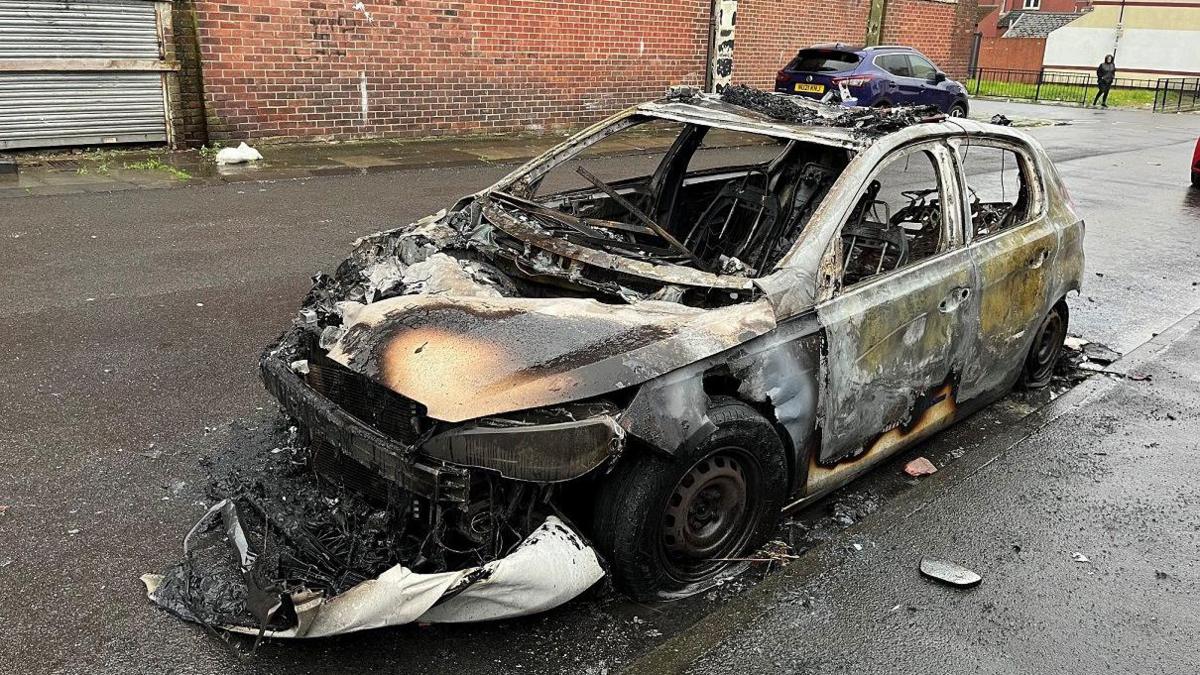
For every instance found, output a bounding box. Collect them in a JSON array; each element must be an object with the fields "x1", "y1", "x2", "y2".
[
  {"x1": 951, "y1": 135, "x2": 1056, "y2": 390},
  {"x1": 815, "y1": 139, "x2": 978, "y2": 464}
]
